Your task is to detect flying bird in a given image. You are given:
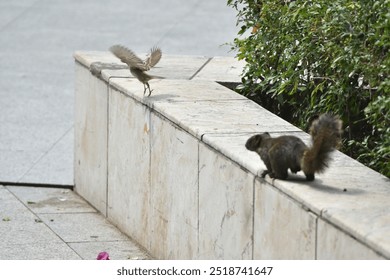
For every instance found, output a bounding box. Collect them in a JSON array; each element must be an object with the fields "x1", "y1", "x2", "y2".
[{"x1": 109, "y1": 45, "x2": 163, "y2": 96}]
